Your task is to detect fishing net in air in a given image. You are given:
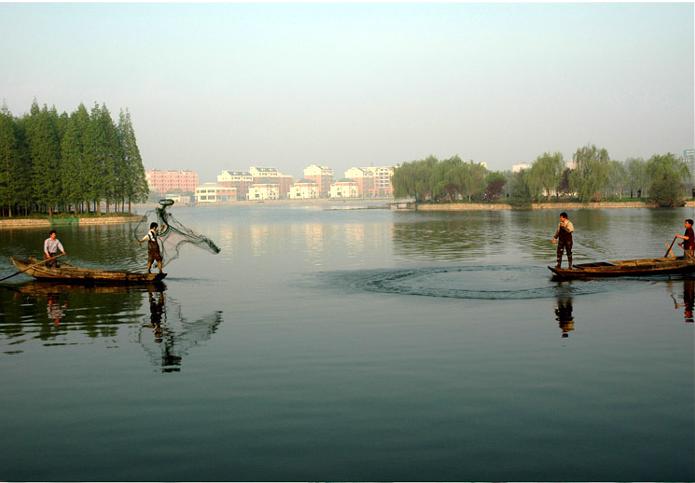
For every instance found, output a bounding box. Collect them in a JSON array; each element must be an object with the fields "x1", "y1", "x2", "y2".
[{"x1": 136, "y1": 199, "x2": 221, "y2": 267}]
